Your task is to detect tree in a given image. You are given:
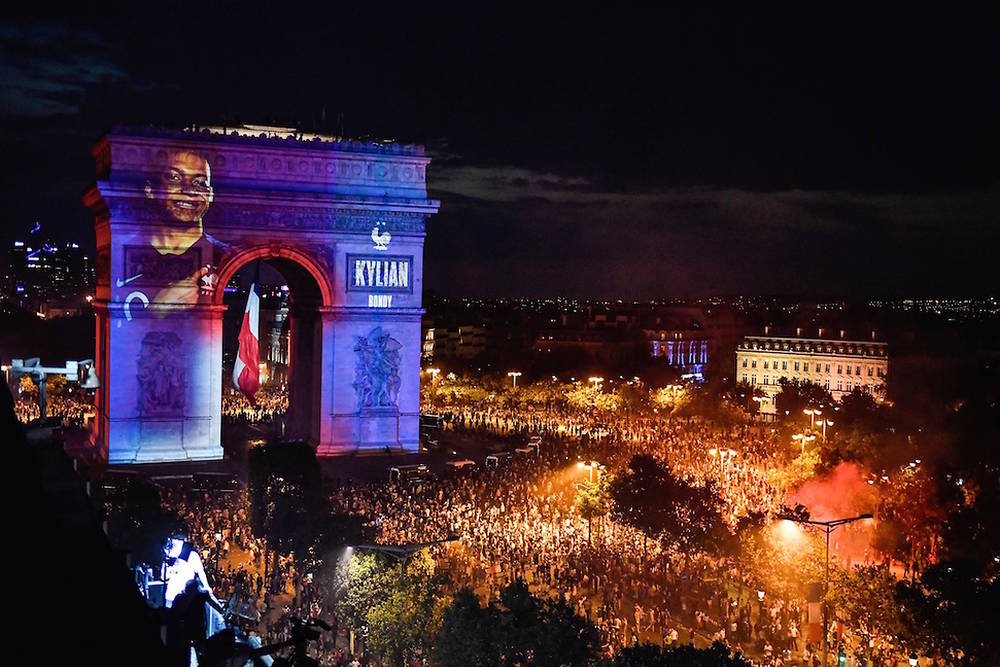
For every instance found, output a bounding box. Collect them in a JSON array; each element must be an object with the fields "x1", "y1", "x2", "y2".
[
  {"x1": 436, "y1": 581, "x2": 600, "y2": 667},
  {"x1": 827, "y1": 565, "x2": 902, "y2": 666},
  {"x1": 774, "y1": 378, "x2": 833, "y2": 421},
  {"x1": 732, "y1": 381, "x2": 764, "y2": 417},
  {"x1": 248, "y1": 441, "x2": 329, "y2": 587},
  {"x1": 435, "y1": 589, "x2": 500, "y2": 667},
  {"x1": 575, "y1": 473, "x2": 611, "y2": 545},
  {"x1": 873, "y1": 467, "x2": 948, "y2": 576},
  {"x1": 102, "y1": 478, "x2": 184, "y2": 569},
  {"x1": 365, "y1": 550, "x2": 446, "y2": 666},
  {"x1": 609, "y1": 455, "x2": 724, "y2": 554},
  {"x1": 895, "y1": 560, "x2": 1000, "y2": 665},
  {"x1": 600, "y1": 641, "x2": 753, "y2": 666},
  {"x1": 332, "y1": 552, "x2": 397, "y2": 634}
]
